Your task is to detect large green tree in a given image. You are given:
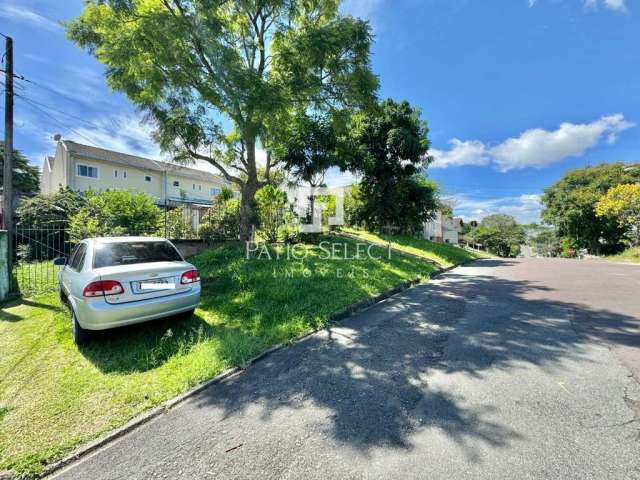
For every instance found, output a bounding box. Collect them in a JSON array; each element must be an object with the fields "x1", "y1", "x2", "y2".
[
  {"x1": 67, "y1": 0, "x2": 378, "y2": 240},
  {"x1": 469, "y1": 214, "x2": 525, "y2": 257},
  {"x1": 541, "y1": 163, "x2": 640, "y2": 254},
  {"x1": 343, "y1": 99, "x2": 437, "y2": 233},
  {"x1": 0, "y1": 142, "x2": 40, "y2": 197}
]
